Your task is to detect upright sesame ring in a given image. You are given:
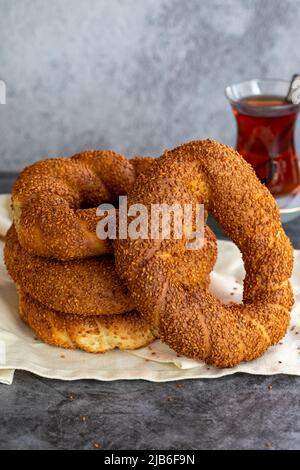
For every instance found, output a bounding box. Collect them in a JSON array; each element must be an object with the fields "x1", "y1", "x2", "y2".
[{"x1": 114, "y1": 139, "x2": 294, "y2": 368}]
